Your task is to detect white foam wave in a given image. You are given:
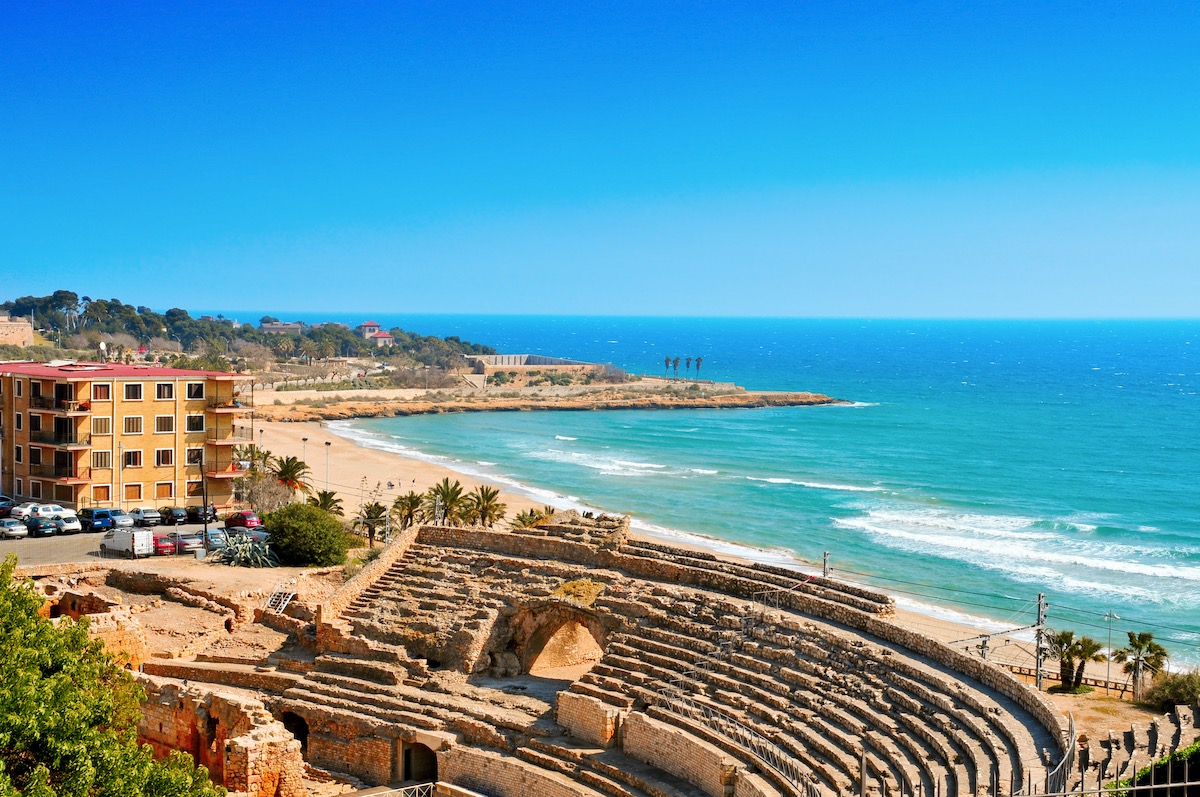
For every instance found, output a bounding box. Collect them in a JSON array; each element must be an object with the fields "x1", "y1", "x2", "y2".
[
  {"x1": 690, "y1": 468, "x2": 718, "y2": 475},
  {"x1": 747, "y1": 476, "x2": 884, "y2": 493},
  {"x1": 554, "y1": 435, "x2": 578, "y2": 441}
]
